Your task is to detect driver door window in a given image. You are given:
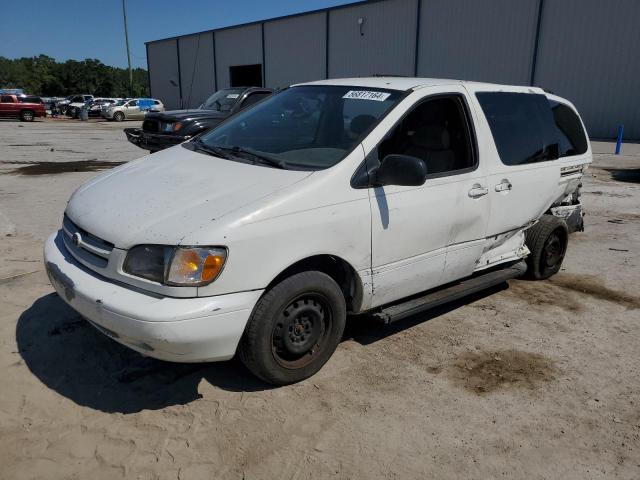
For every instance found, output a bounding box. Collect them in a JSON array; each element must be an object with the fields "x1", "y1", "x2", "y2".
[{"x1": 378, "y1": 95, "x2": 476, "y2": 177}]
